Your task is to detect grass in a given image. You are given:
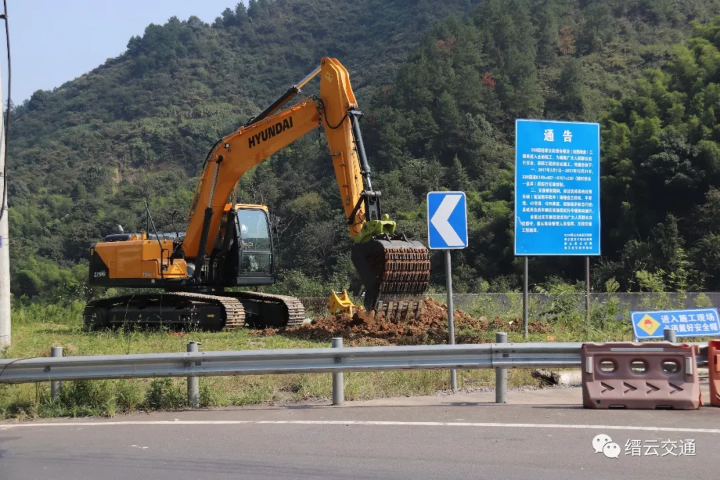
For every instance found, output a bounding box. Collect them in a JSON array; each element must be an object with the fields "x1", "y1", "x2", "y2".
[{"x1": 0, "y1": 293, "x2": 692, "y2": 420}]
